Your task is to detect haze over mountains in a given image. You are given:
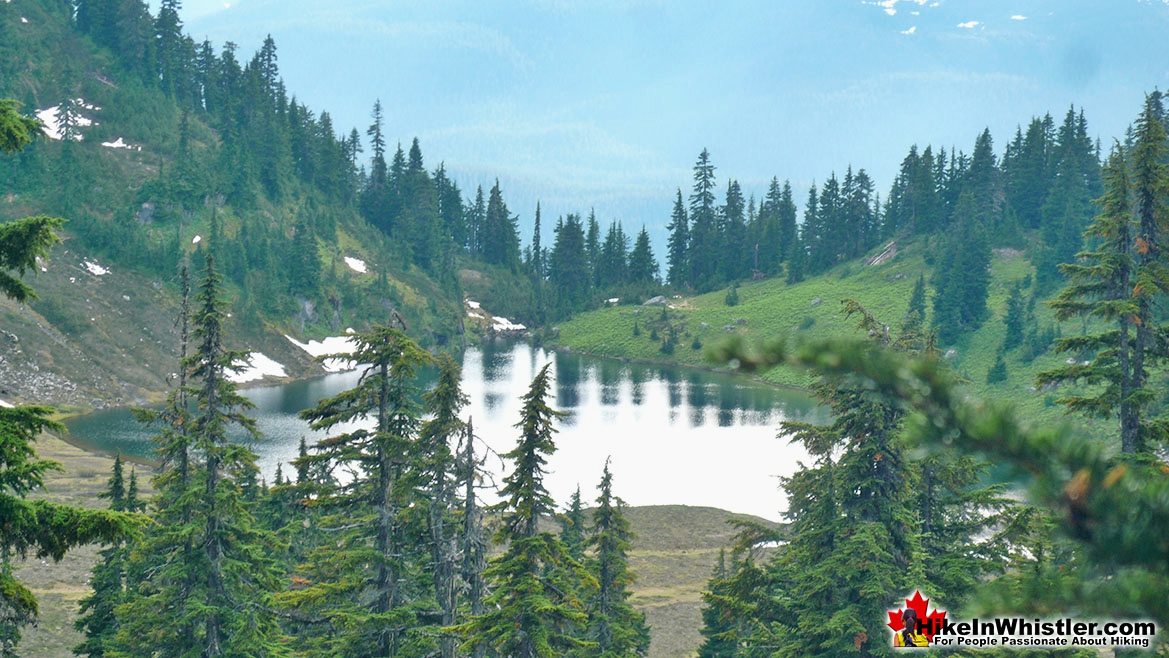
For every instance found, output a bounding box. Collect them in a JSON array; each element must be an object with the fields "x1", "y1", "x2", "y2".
[{"x1": 169, "y1": 0, "x2": 1169, "y2": 246}]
